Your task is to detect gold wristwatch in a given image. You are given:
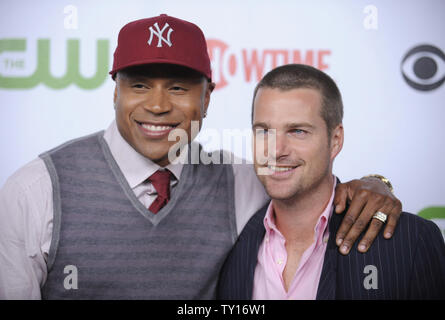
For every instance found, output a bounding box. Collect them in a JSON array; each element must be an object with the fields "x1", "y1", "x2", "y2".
[{"x1": 362, "y1": 174, "x2": 394, "y2": 193}]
